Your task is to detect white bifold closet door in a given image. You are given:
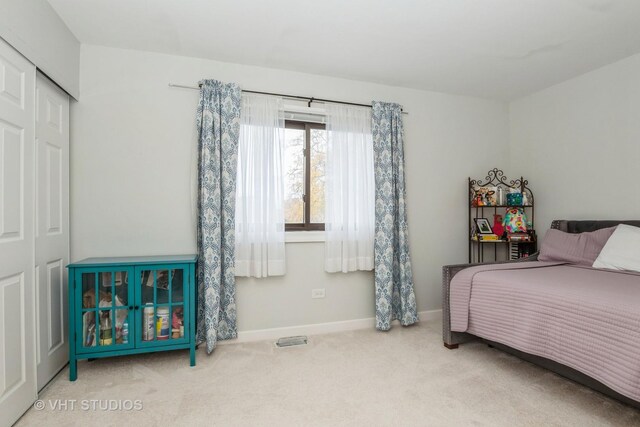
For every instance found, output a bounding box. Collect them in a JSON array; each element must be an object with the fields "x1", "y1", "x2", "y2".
[
  {"x1": 0, "y1": 37, "x2": 37, "y2": 427},
  {"x1": 35, "y1": 72, "x2": 69, "y2": 390},
  {"x1": 0, "y1": 37, "x2": 70, "y2": 426}
]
